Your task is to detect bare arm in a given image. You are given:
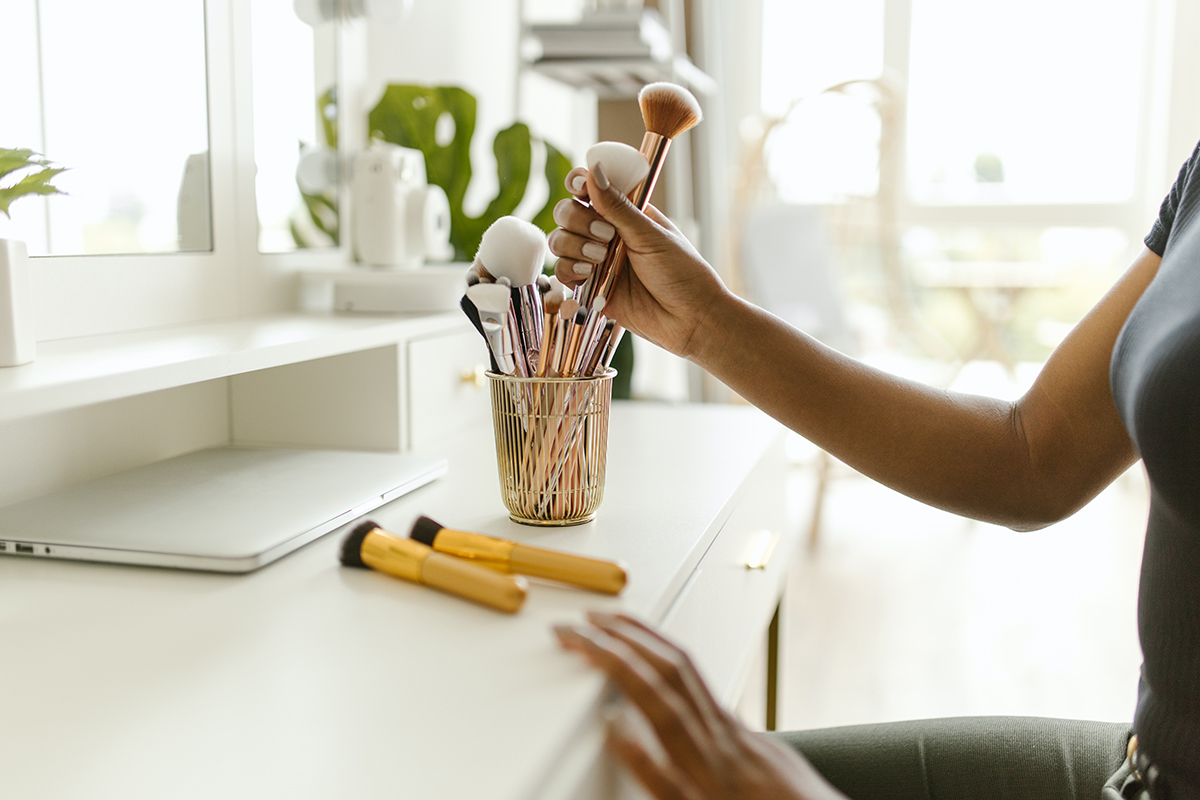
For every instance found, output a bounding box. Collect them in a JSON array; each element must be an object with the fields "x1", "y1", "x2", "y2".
[{"x1": 551, "y1": 165, "x2": 1160, "y2": 530}]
